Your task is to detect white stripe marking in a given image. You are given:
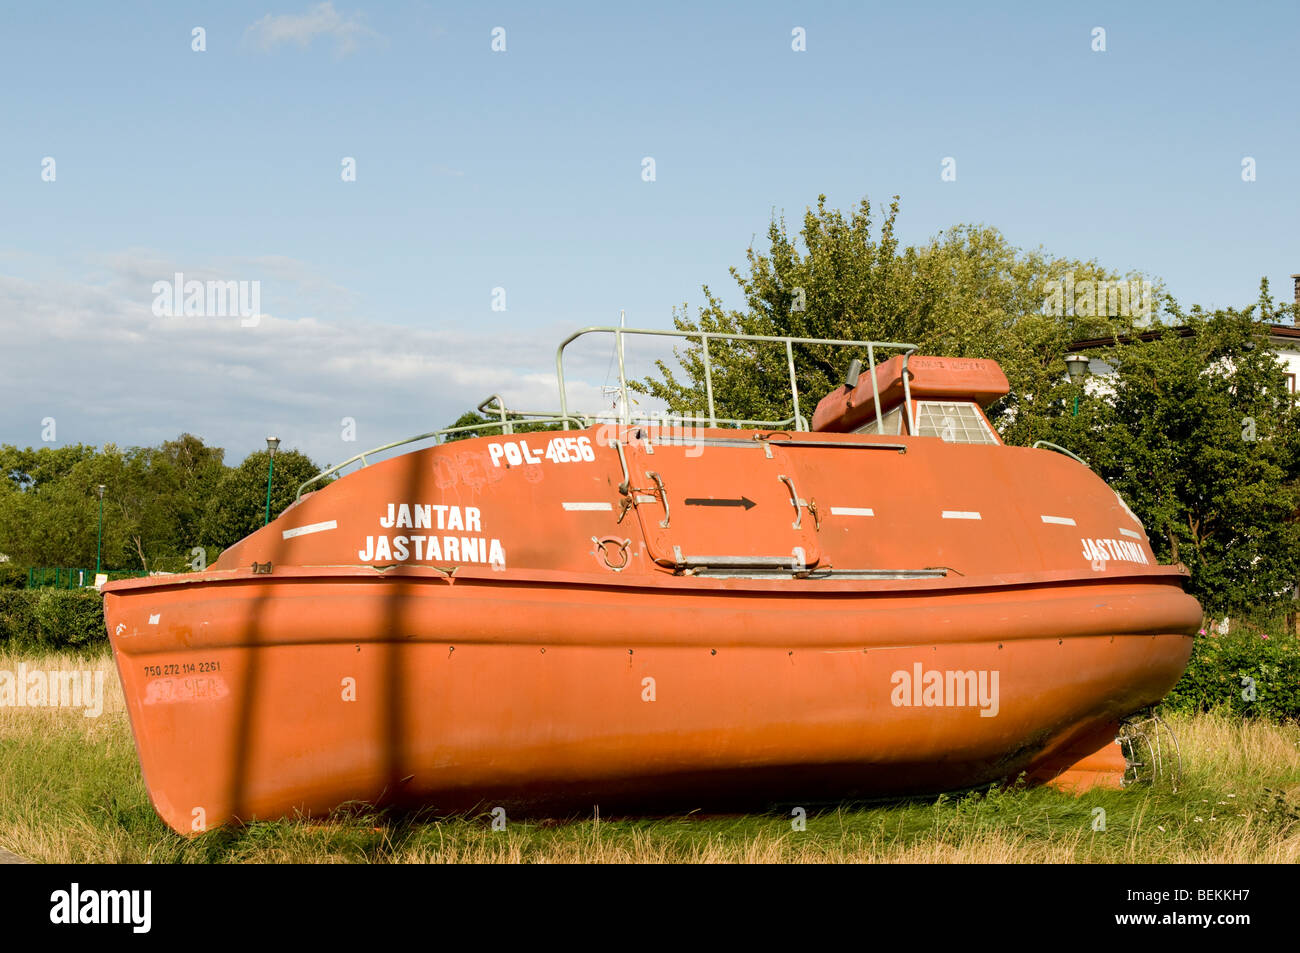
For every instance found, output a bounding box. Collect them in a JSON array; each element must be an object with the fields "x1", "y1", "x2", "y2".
[
  {"x1": 147, "y1": 614, "x2": 160, "y2": 625},
  {"x1": 562, "y1": 502, "x2": 613, "y2": 512},
  {"x1": 636, "y1": 495, "x2": 657, "y2": 504},
  {"x1": 942, "y1": 511, "x2": 982, "y2": 520},
  {"x1": 830, "y1": 507, "x2": 875, "y2": 517},
  {"x1": 1119, "y1": 528, "x2": 1143, "y2": 539},
  {"x1": 282, "y1": 519, "x2": 338, "y2": 540},
  {"x1": 1040, "y1": 515, "x2": 1077, "y2": 526}
]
